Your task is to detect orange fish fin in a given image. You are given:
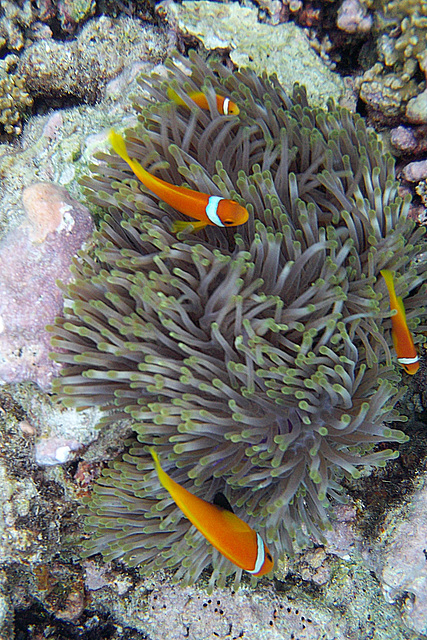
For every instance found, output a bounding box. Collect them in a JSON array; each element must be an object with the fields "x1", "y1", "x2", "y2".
[
  {"x1": 167, "y1": 87, "x2": 185, "y2": 106},
  {"x1": 172, "y1": 220, "x2": 208, "y2": 233},
  {"x1": 109, "y1": 129, "x2": 132, "y2": 164},
  {"x1": 397, "y1": 296, "x2": 407, "y2": 320}
]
